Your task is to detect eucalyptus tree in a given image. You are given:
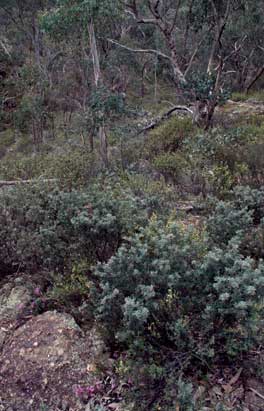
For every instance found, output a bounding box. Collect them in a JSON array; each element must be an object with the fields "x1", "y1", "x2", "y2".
[
  {"x1": 0, "y1": 0, "x2": 59, "y2": 142},
  {"x1": 109, "y1": 0, "x2": 250, "y2": 128},
  {"x1": 42, "y1": 0, "x2": 123, "y2": 164},
  {"x1": 225, "y1": 0, "x2": 264, "y2": 92},
  {"x1": 0, "y1": 0, "x2": 56, "y2": 68}
]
